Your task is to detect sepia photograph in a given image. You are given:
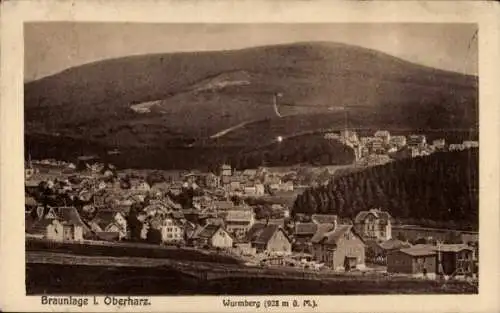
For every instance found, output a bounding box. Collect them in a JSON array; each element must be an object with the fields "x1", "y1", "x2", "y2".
[
  {"x1": 1, "y1": 1, "x2": 499, "y2": 312},
  {"x1": 23, "y1": 22, "x2": 480, "y2": 295}
]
